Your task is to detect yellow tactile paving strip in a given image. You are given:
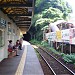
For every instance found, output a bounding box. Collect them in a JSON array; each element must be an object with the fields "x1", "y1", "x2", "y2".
[{"x1": 15, "y1": 45, "x2": 27, "y2": 75}]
